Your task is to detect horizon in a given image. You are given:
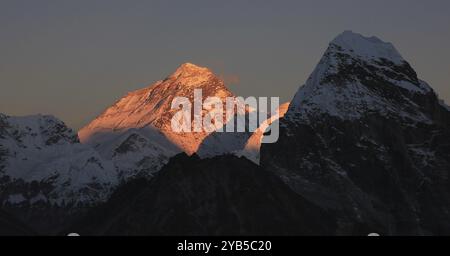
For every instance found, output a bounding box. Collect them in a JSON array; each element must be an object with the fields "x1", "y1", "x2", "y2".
[{"x1": 1, "y1": 0, "x2": 449, "y2": 130}]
